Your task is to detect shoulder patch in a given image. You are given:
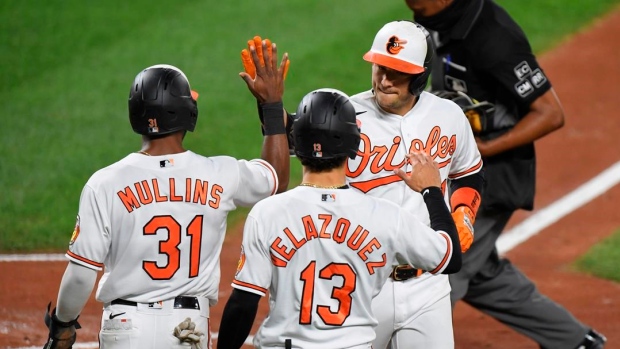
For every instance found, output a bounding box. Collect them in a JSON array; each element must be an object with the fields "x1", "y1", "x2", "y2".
[
  {"x1": 69, "y1": 215, "x2": 80, "y2": 245},
  {"x1": 235, "y1": 246, "x2": 246, "y2": 276}
]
